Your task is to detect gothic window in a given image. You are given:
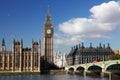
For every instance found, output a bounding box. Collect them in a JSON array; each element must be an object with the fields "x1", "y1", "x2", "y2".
[
  {"x1": 10, "y1": 63, "x2": 12, "y2": 67},
  {"x1": 34, "y1": 53, "x2": 38, "y2": 67},
  {"x1": 0, "y1": 63, "x2": 2, "y2": 67},
  {"x1": 9, "y1": 56, "x2": 12, "y2": 61},
  {"x1": 25, "y1": 62, "x2": 27, "y2": 67},
  {"x1": 5, "y1": 56, "x2": 7, "y2": 62},
  {"x1": 25, "y1": 55, "x2": 27, "y2": 61},
  {"x1": 5, "y1": 63, "x2": 7, "y2": 67},
  {"x1": 29, "y1": 62, "x2": 31, "y2": 67},
  {"x1": 0, "y1": 56, "x2": 2, "y2": 61}
]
